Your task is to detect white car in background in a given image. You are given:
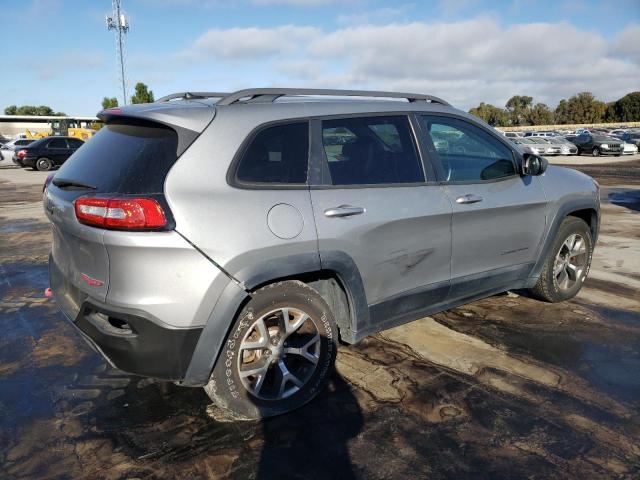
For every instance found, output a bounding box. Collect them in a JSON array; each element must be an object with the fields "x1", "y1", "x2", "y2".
[
  {"x1": 0, "y1": 138, "x2": 35, "y2": 162},
  {"x1": 622, "y1": 142, "x2": 639, "y2": 155}
]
